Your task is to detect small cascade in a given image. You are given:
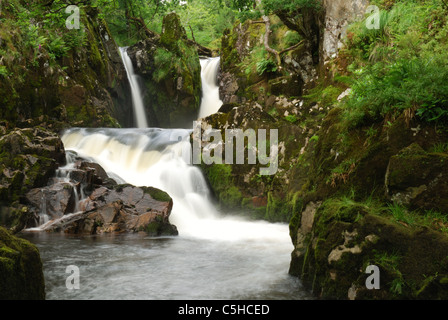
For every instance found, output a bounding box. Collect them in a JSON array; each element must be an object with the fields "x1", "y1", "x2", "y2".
[
  {"x1": 198, "y1": 57, "x2": 223, "y2": 119},
  {"x1": 39, "y1": 189, "x2": 50, "y2": 226},
  {"x1": 33, "y1": 151, "x2": 88, "y2": 229},
  {"x1": 119, "y1": 47, "x2": 149, "y2": 129}
]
